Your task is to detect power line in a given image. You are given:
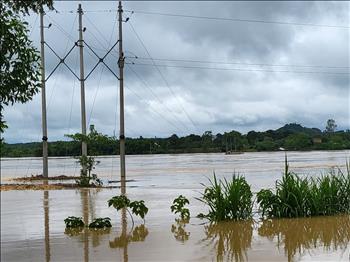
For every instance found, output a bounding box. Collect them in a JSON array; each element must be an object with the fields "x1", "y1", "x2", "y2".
[
  {"x1": 128, "y1": 21, "x2": 199, "y2": 132},
  {"x1": 82, "y1": 44, "x2": 349, "y2": 70},
  {"x1": 125, "y1": 9, "x2": 350, "y2": 29},
  {"x1": 87, "y1": 13, "x2": 118, "y2": 126},
  {"x1": 126, "y1": 64, "x2": 192, "y2": 132},
  {"x1": 133, "y1": 57, "x2": 349, "y2": 70},
  {"x1": 127, "y1": 62, "x2": 350, "y2": 75},
  {"x1": 124, "y1": 84, "x2": 185, "y2": 134}
]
